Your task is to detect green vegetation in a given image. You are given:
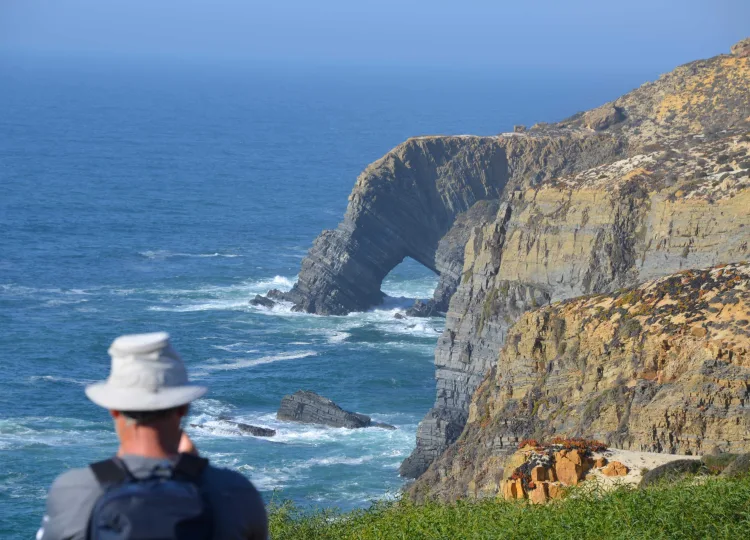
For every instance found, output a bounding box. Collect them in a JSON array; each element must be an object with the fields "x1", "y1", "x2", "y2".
[{"x1": 269, "y1": 475, "x2": 750, "y2": 539}]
